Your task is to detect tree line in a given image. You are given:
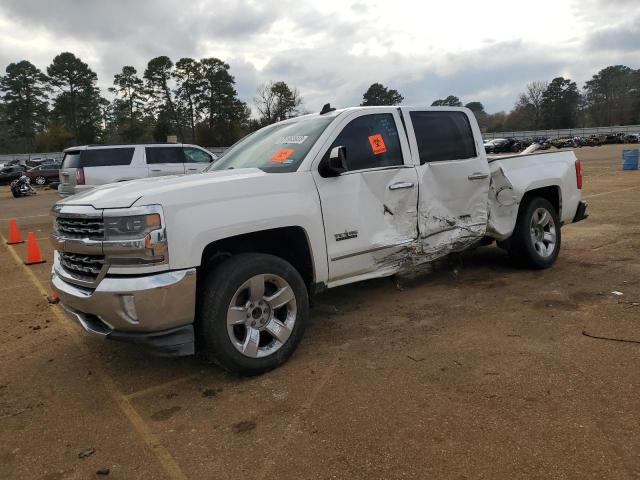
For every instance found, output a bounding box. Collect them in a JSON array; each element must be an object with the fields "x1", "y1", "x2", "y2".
[
  {"x1": 0, "y1": 52, "x2": 303, "y2": 153},
  {"x1": 1, "y1": 55, "x2": 638, "y2": 154},
  {"x1": 360, "y1": 65, "x2": 640, "y2": 133}
]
